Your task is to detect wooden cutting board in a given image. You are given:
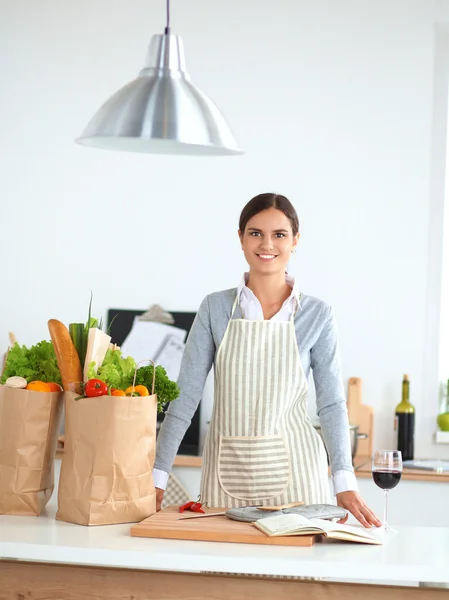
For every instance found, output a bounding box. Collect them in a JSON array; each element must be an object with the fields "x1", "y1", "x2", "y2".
[
  {"x1": 130, "y1": 506, "x2": 316, "y2": 547},
  {"x1": 347, "y1": 377, "x2": 373, "y2": 458}
]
